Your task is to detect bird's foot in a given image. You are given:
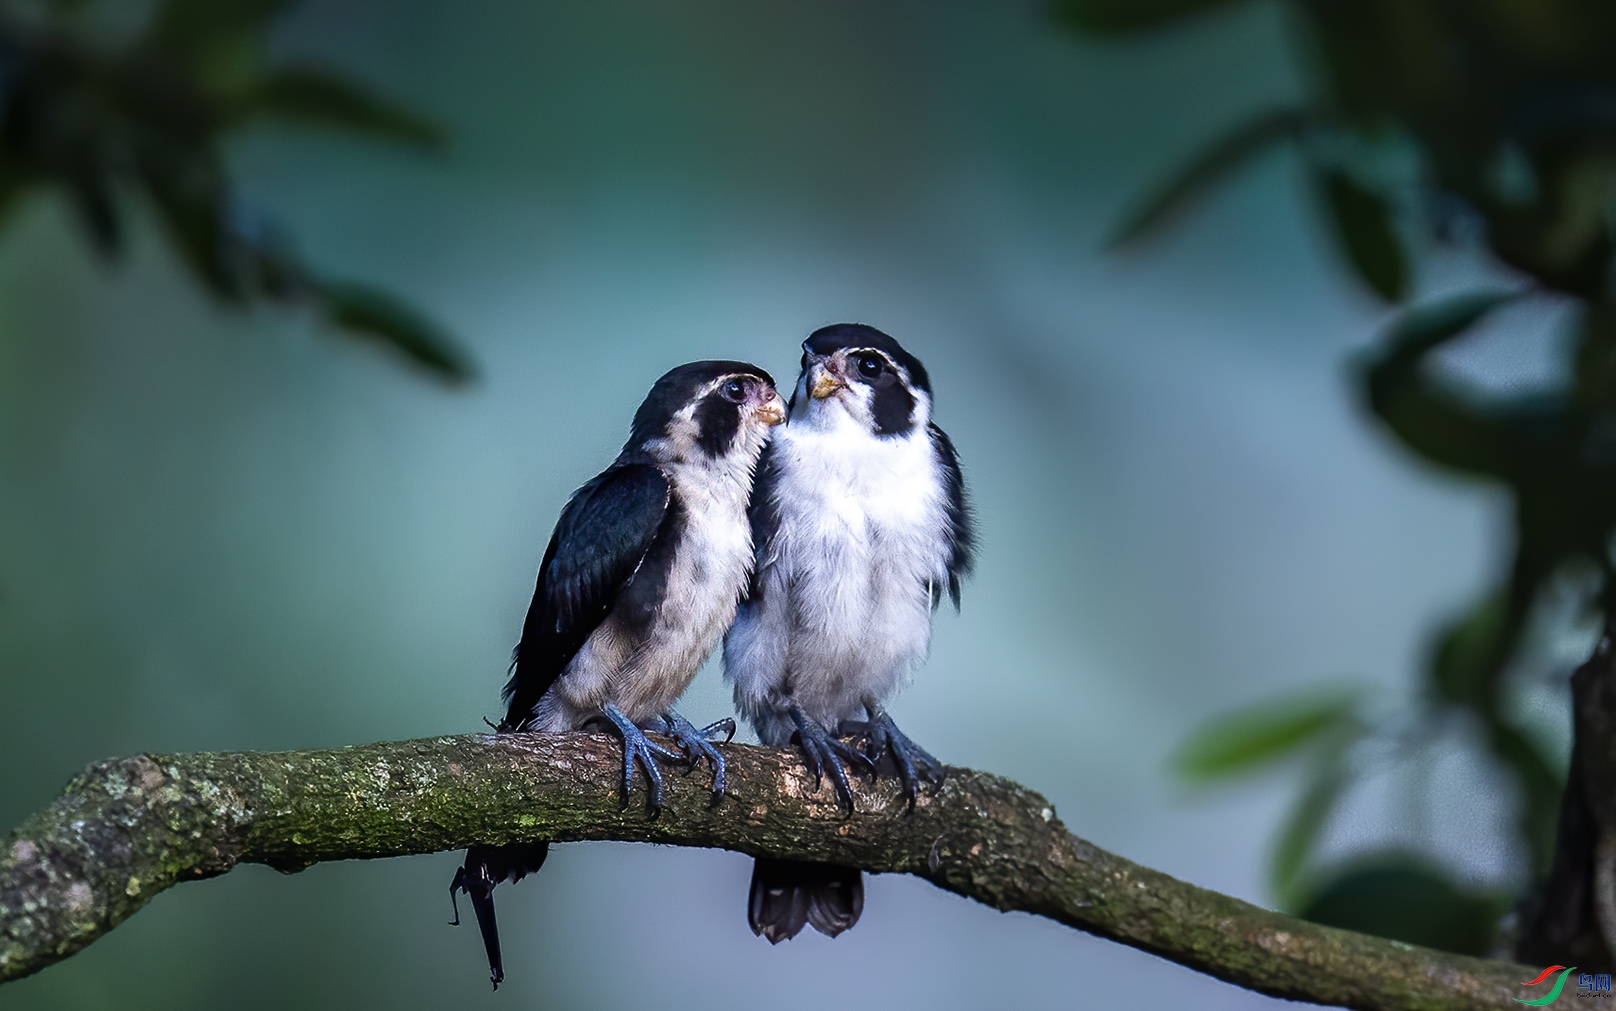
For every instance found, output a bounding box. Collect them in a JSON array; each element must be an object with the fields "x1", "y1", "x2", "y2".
[
  {"x1": 601, "y1": 702, "x2": 683, "y2": 814},
  {"x1": 862, "y1": 704, "x2": 943, "y2": 810},
  {"x1": 789, "y1": 704, "x2": 873, "y2": 816},
  {"x1": 662, "y1": 711, "x2": 735, "y2": 803}
]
